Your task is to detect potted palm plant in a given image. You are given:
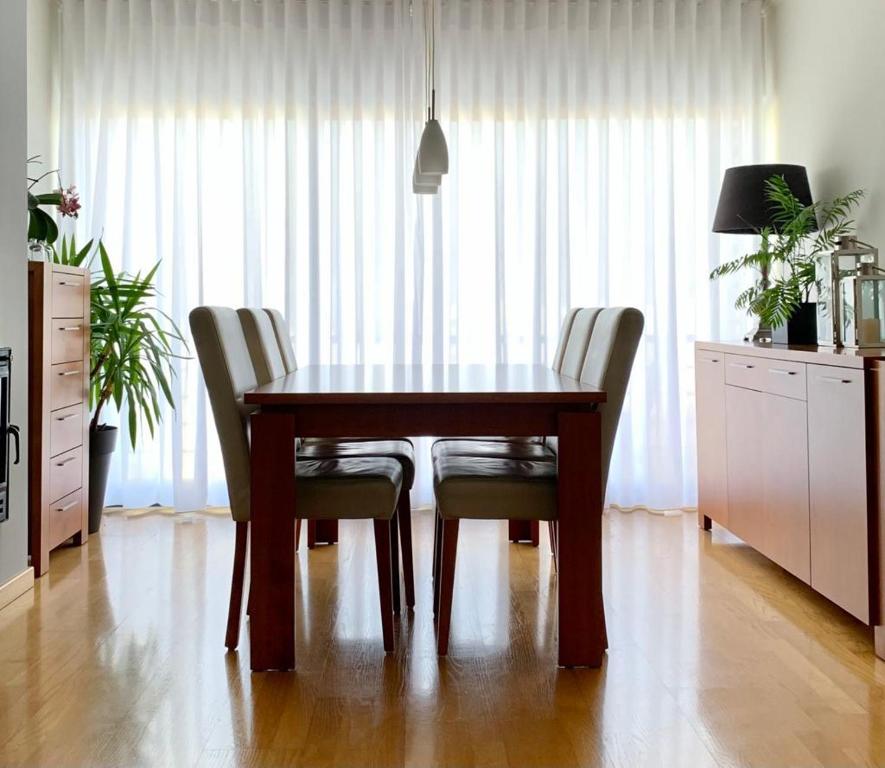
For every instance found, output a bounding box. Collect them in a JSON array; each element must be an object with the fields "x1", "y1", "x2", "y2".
[
  {"x1": 55, "y1": 238, "x2": 185, "y2": 531},
  {"x1": 710, "y1": 175, "x2": 865, "y2": 344}
]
